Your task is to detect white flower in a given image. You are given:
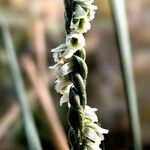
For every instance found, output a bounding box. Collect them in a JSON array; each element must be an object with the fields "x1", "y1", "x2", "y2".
[
  {"x1": 63, "y1": 33, "x2": 85, "y2": 59},
  {"x1": 53, "y1": 52, "x2": 64, "y2": 64},
  {"x1": 73, "y1": 4, "x2": 87, "y2": 19},
  {"x1": 60, "y1": 84, "x2": 72, "y2": 106},
  {"x1": 66, "y1": 33, "x2": 85, "y2": 50},
  {"x1": 55, "y1": 76, "x2": 72, "y2": 94},
  {"x1": 87, "y1": 123, "x2": 109, "y2": 137},
  {"x1": 85, "y1": 127, "x2": 100, "y2": 142},
  {"x1": 87, "y1": 4, "x2": 97, "y2": 21},
  {"x1": 71, "y1": 4, "x2": 91, "y2": 33},
  {"x1": 71, "y1": 17, "x2": 91, "y2": 33},
  {"x1": 86, "y1": 142, "x2": 102, "y2": 150},
  {"x1": 51, "y1": 44, "x2": 67, "y2": 64},
  {"x1": 80, "y1": 4, "x2": 98, "y2": 21},
  {"x1": 84, "y1": 106, "x2": 98, "y2": 122},
  {"x1": 84, "y1": 106, "x2": 109, "y2": 149},
  {"x1": 60, "y1": 92, "x2": 69, "y2": 106},
  {"x1": 49, "y1": 62, "x2": 73, "y2": 77},
  {"x1": 60, "y1": 62, "x2": 73, "y2": 76},
  {"x1": 51, "y1": 44, "x2": 67, "y2": 53},
  {"x1": 85, "y1": 125, "x2": 108, "y2": 150}
]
